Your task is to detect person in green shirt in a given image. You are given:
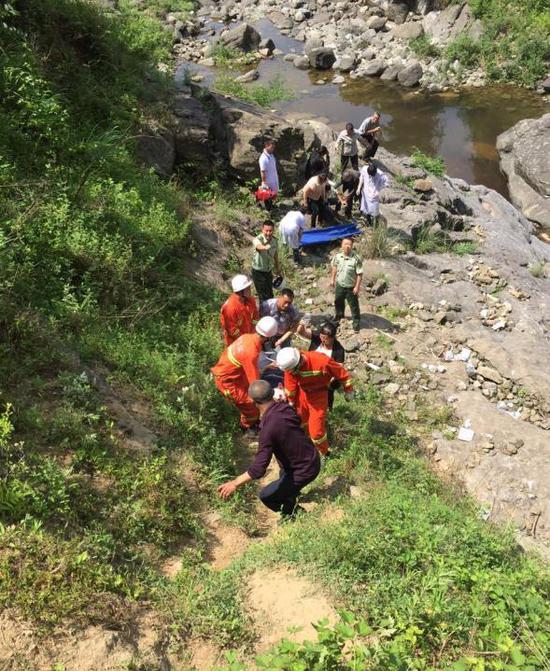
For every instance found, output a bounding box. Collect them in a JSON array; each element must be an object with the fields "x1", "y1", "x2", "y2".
[
  {"x1": 330, "y1": 237, "x2": 363, "y2": 333},
  {"x1": 252, "y1": 220, "x2": 282, "y2": 302}
]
